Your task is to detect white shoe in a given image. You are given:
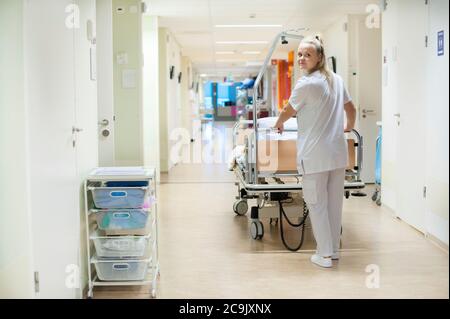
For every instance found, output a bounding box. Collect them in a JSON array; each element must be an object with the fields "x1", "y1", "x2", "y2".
[
  {"x1": 332, "y1": 252, "x2": 340, "y2": 260},
  {"x1": 311, "y1": 254, "x2": 332, "y2": 268}
]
